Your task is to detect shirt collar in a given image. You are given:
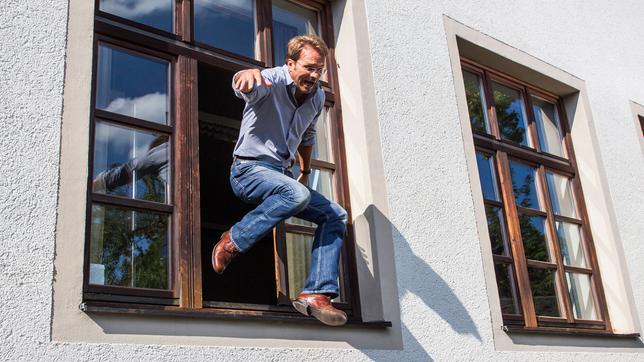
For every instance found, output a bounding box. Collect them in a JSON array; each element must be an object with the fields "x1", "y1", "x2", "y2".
[{"x1": 282, "y1": 64, "x2": 294, "y2": 86}]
